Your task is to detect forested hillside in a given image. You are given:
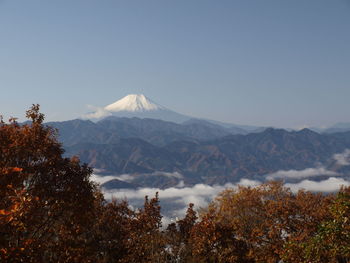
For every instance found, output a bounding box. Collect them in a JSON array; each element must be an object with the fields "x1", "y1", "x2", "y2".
[{"x1": 52, "y1": 118, "x2": 350, "y2": 188}]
